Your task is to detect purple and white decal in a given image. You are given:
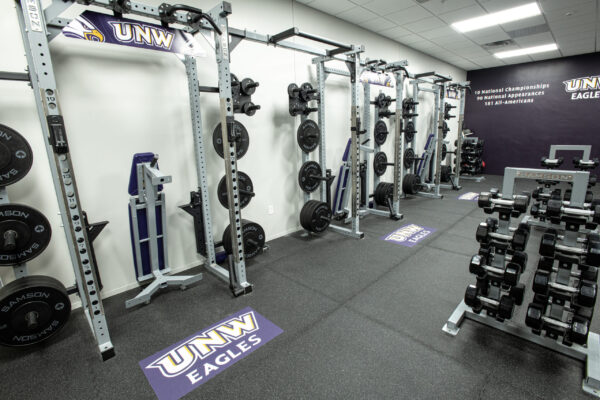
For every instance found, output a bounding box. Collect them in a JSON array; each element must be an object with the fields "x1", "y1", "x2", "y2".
[
  {"x1": 381, "y1": 224, "x2": 437, "y2": 247},
  {"x1": 139, "y1": 307, "x2": 283, "y2": 400},
  {"x1": 458, "y1": 192, "x2": 479, "y2": 201},
  {"x1": 62, "y1": 11, "x2": 205, "y2": 57}
]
